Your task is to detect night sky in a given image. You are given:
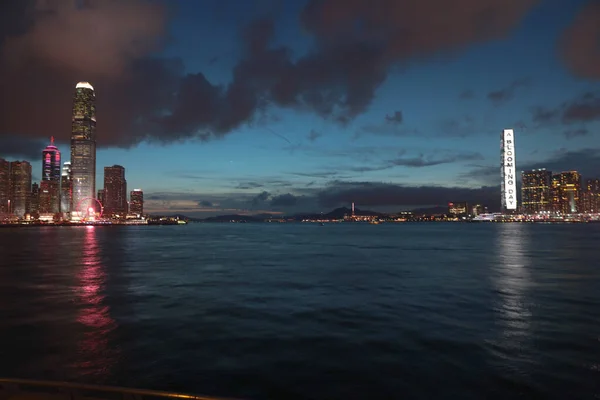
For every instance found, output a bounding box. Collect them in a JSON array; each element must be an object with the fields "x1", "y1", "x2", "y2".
[{"x1": 1, "y1": 0, "x2": 599, "y2": 216}]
